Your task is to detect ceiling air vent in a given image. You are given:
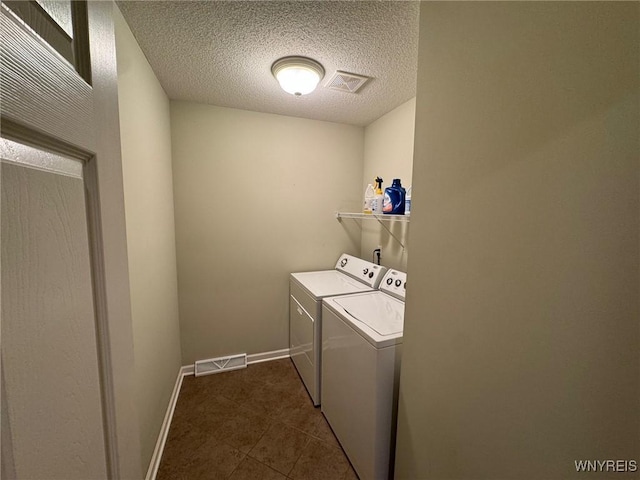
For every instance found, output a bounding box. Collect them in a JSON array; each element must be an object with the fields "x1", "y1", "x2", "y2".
[{"x1": 325, "y1": 71, "x2": 370, "y2": 94}]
